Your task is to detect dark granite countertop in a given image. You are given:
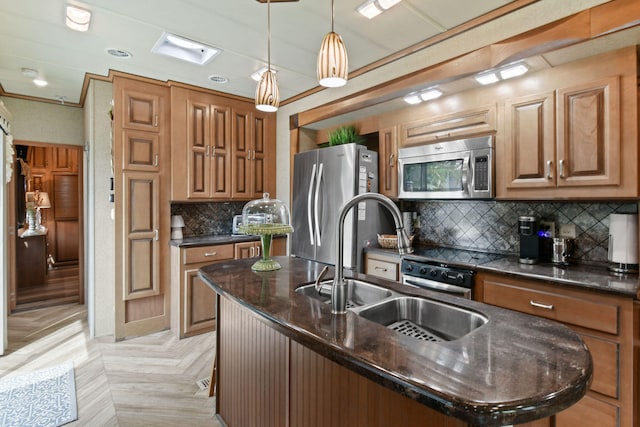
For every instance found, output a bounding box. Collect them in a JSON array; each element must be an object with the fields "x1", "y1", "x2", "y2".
[
  {"x1": 170, "y1": 234, "x2": 283, "y2": 248},
  {"x1": 199, "y1": 256, "x2": 592, "y2": 426},
  {"x1": 365, "y1": 246, "x2": 640, "y2": 299}
]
